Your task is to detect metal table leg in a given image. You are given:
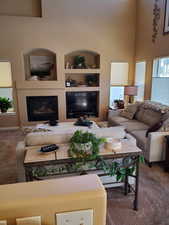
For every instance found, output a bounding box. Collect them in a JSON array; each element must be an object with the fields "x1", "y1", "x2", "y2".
[
  {"x1": 133, "y1": 156, "x2": 140, "y2": 211},
  {"x1": 124, "y1": 173, "x2": 128, "y2": 196},
  {"x1": 25, "y1": 166, "x2": 33, "y2": 182}
]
